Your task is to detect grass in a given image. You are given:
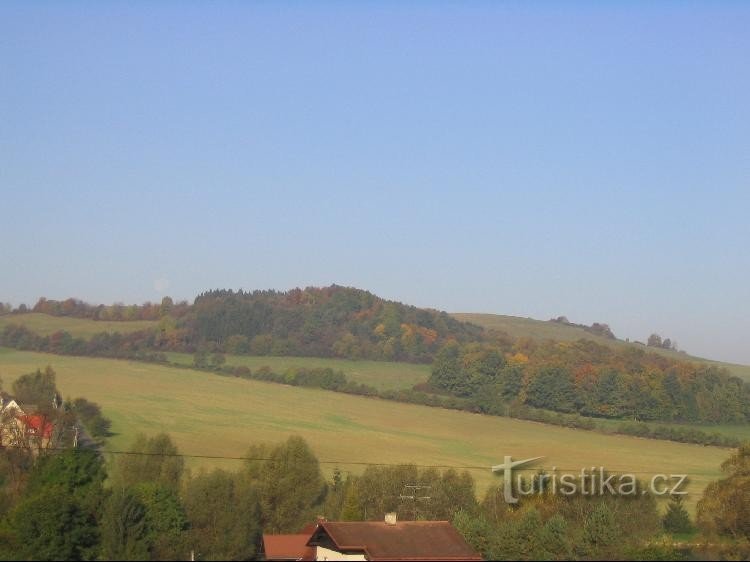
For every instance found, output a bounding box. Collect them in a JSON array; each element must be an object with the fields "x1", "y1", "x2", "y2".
[
  {"x1": 165, "y1": 352, "x2": 430, "y2": 392},
  {"x1": 595, "y1": 418, "x2": 750, "y2": 443},
  {"x1": 454, "y1": 313, "x2": 750, "y2": 382},
  {"x1": 7, "y1": 312, "x2": 749, "y2": 382},
  {"x1": 0, "y1": 347, "x2": 730, "y2": 512},
  {"x1": 0, "y1": 313, "x2": 157, "y2": 338}
]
